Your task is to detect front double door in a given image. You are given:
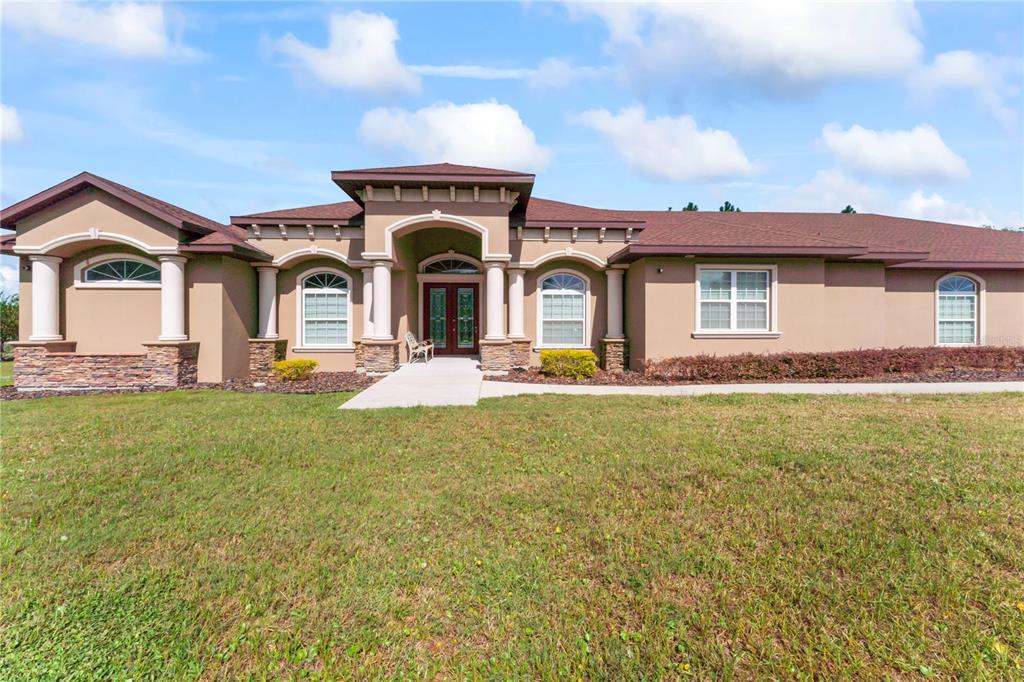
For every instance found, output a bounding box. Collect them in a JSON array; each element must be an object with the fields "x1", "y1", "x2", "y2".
[{"x1": 424, "y1": 283, "x2": 479, "y2": 355}]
